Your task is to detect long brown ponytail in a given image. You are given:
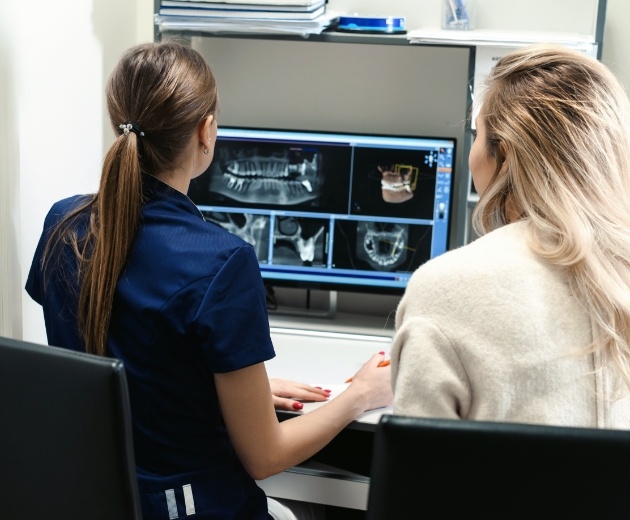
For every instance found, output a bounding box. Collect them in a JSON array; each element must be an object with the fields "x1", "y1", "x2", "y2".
[{"x1": 44, "y1": 41, "x2": 218, "y2": 355}]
